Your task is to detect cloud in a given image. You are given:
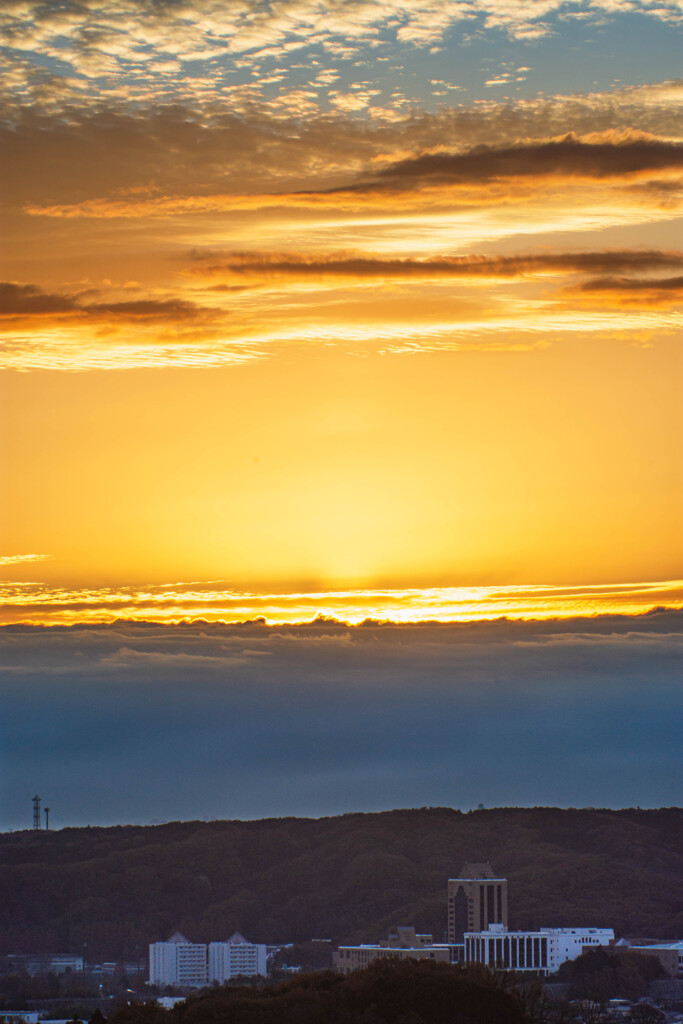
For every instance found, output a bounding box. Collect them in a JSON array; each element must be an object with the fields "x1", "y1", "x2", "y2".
[
  {"x1": 0, "y1": 282, "x2": 257, "y2": 371},
  {"x1": 1, "y1": 612, "x2": 681, "y2": 827},
  {"x1": 0, "y1": 282, "x2": 79, "y2": 315},
  {"x1": 84, "y1": 298, "x2": 215, "y2": 321},
  {"x1": 370, "y1": 134, "x2": 683, "y2": 187},
  {"x1": 2, "y1": 303, "x2": 681, "y2": 371},
  {"x1": 3, "y1": 82, "x2": 683, "y2": 210},
  {"x1": 568, "y1": 274, "x2": 683, "y2": 306},
  {"x1": 23, "y1": 134, "x2": 683, "y2": 219},
  {"x1": 0, "y1": 553, "x2": 52, "y2": 567},
  {"x1": 189, "y1": 249, "x2": 683, "y2": 284},
  {"x1": 3, "y1": 610, "x2": 682, "y2": 672},
  {"x1": 0, "y1": 282, "x2": 223, "y2": 324},
  {"x1": 1, "y1": 577, "x2": 682, "y2": 627},
  {"x1": 187, "y1": 248, "x2": 683, "y2": 324},
  {"x1": 97, "y1": 646, "x2": 270, "y2": 669},
  {"x1": 0, "y1": 0, "x2": 681, "y2": 123},
  {"x1": 4, "y1": 116, "x2": 682, "y2": 372},
  {"x1": 512, "y1": 630, "x2": 683, "y2": 647}
]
